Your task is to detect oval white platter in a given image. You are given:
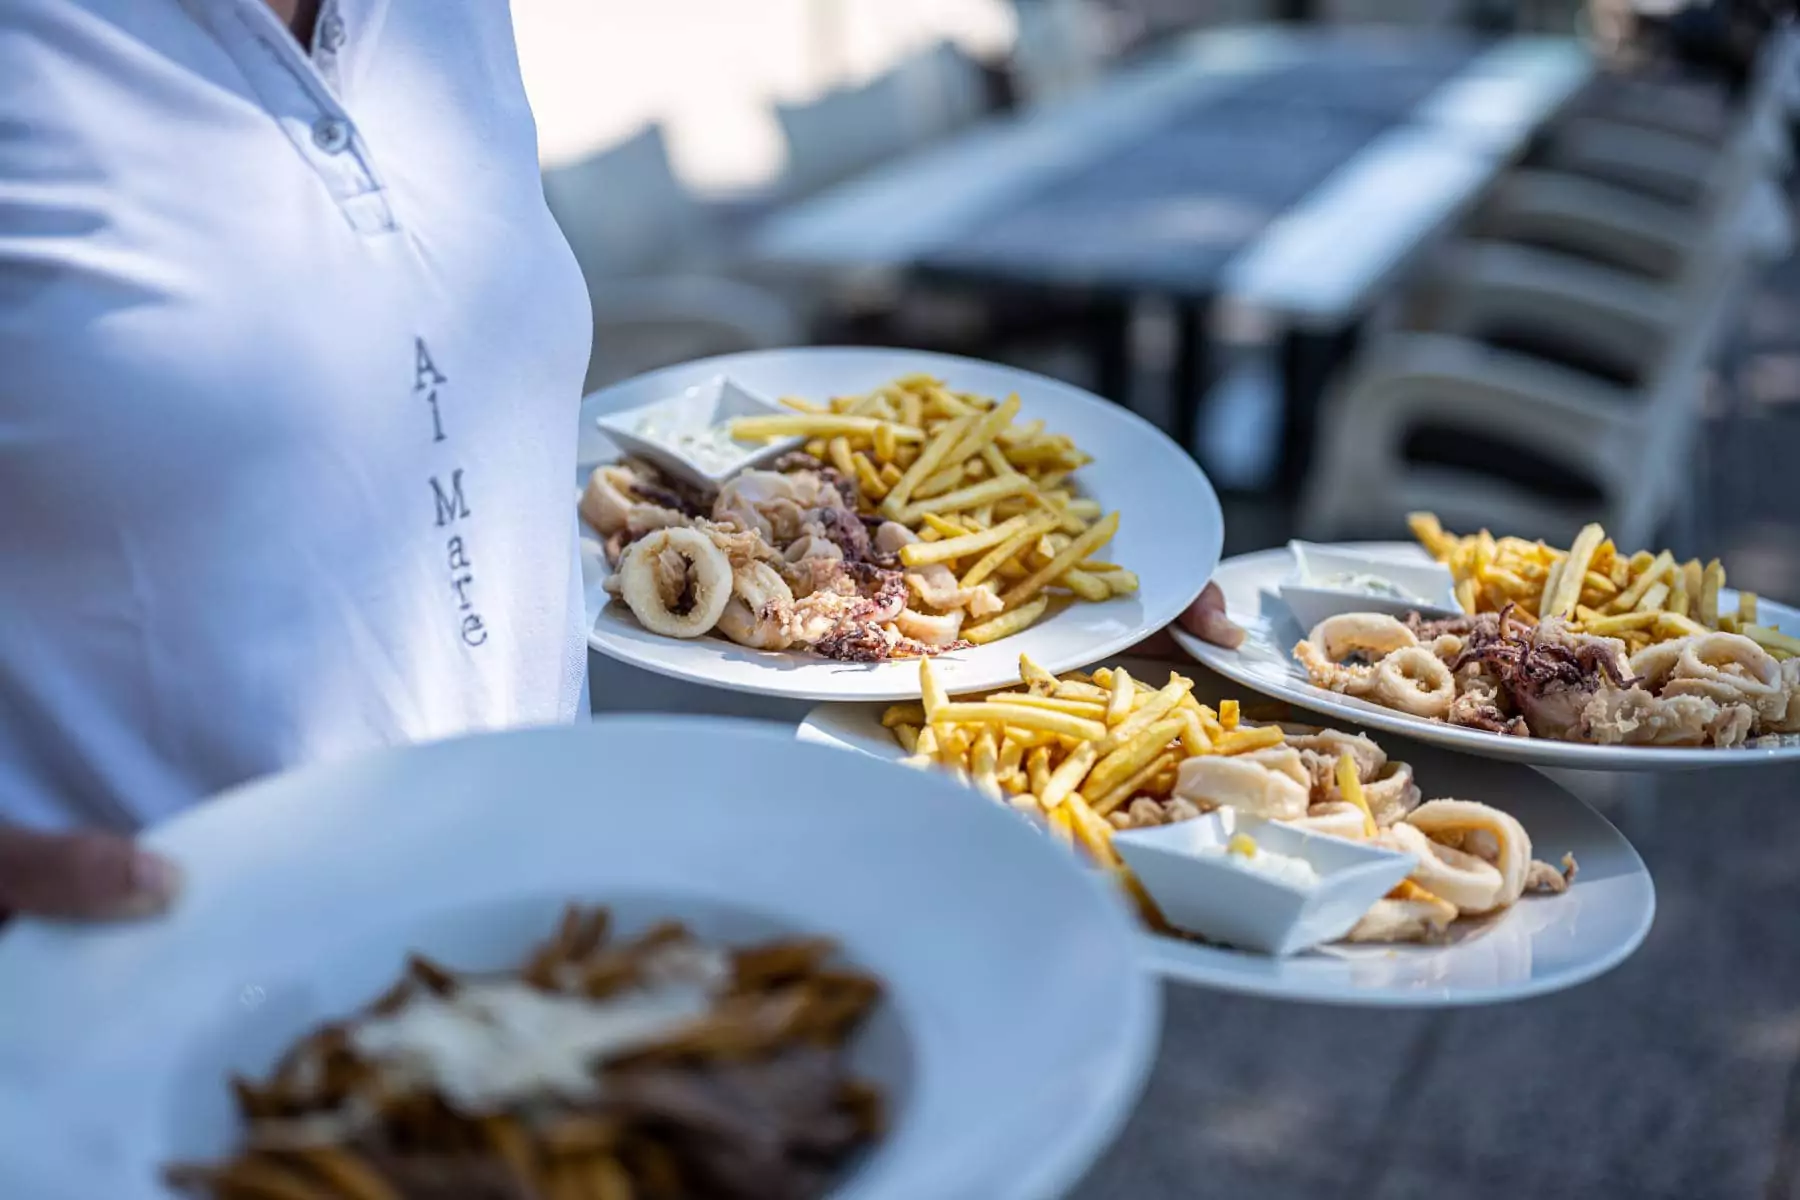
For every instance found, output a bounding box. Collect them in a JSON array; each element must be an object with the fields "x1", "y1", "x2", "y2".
[
  {"x1": 0, "y1": 720, "x2": 1156, "y2": 1200},
  {"x1": 578, "y1": 347, "x2": 1222, "y2": 702},
  {"x1": 1173, "y1": 543, "x2": 1800, "y2": 771},
  {"x1": 797, "y1": 667, "x2": 1655, "y2": 1008}
]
